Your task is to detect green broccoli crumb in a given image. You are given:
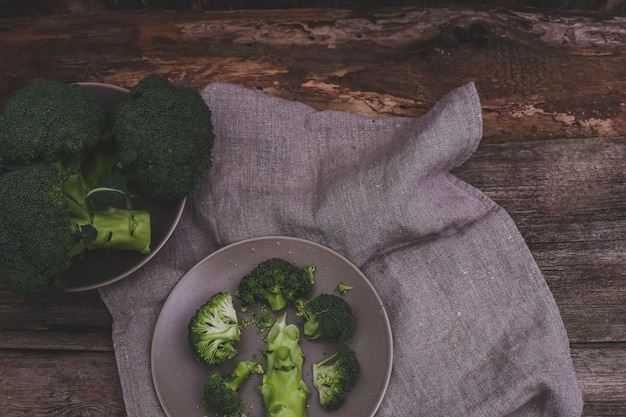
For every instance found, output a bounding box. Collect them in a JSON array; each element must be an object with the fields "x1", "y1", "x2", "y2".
[{"x1": 337, "y1": 281, "x2": 353, "y2": 296}]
